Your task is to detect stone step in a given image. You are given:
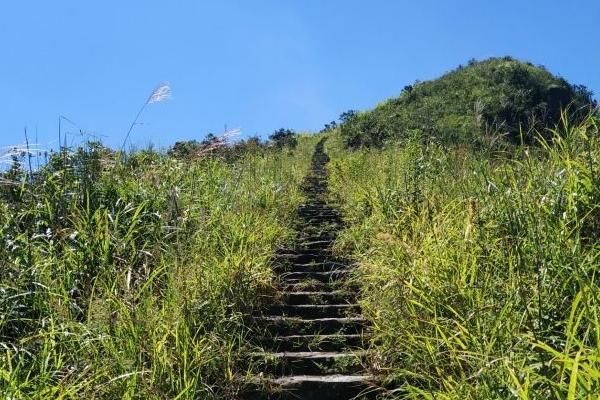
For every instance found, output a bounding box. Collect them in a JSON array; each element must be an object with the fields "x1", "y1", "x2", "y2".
[
  {"x1": 256, "y1": 316, "x2": 367, "y2": 336},
  {"x1": 295, "y1": 240, "x2": 335, "y2": 250},
  {"x1": 259, "y1": 334, "x2": 367, "y2": 352},
  {"x1": 299, "y1": 216, "x2": 342, "y2": 224},
  {"x1": 280, "y1": 291, "x2": 353, "y2": 305},
  {"x1": 280, "y1": 270, "x2": 349, "y2": 284},
  {"x1": 280, "y1": 279, "x2": 344, "y2": 292},
  {"x1": 264, "y1": 304, "x2": 360, "y2": 319},
  {"x1": 296, "y1": 233, "x2": 338, "y2": 242},
  {"x1": 298, "y1": 208, "x2": 340, "y2": 214},
  {"x1": 275, "y1": 251, "x2": 330, "y2": 265},
  {"x1": 277, "y1": 262, "x2": 351, "y2": 274},
  {"x1": 298, "y1": 206, "x2": 340, "y2": 213},
  {"x1": 262, "y1": 374, "x2": 377, "y2": 400},
  {"x1": 252, "y1": 351, "x2": 366, "y2": 375}
]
